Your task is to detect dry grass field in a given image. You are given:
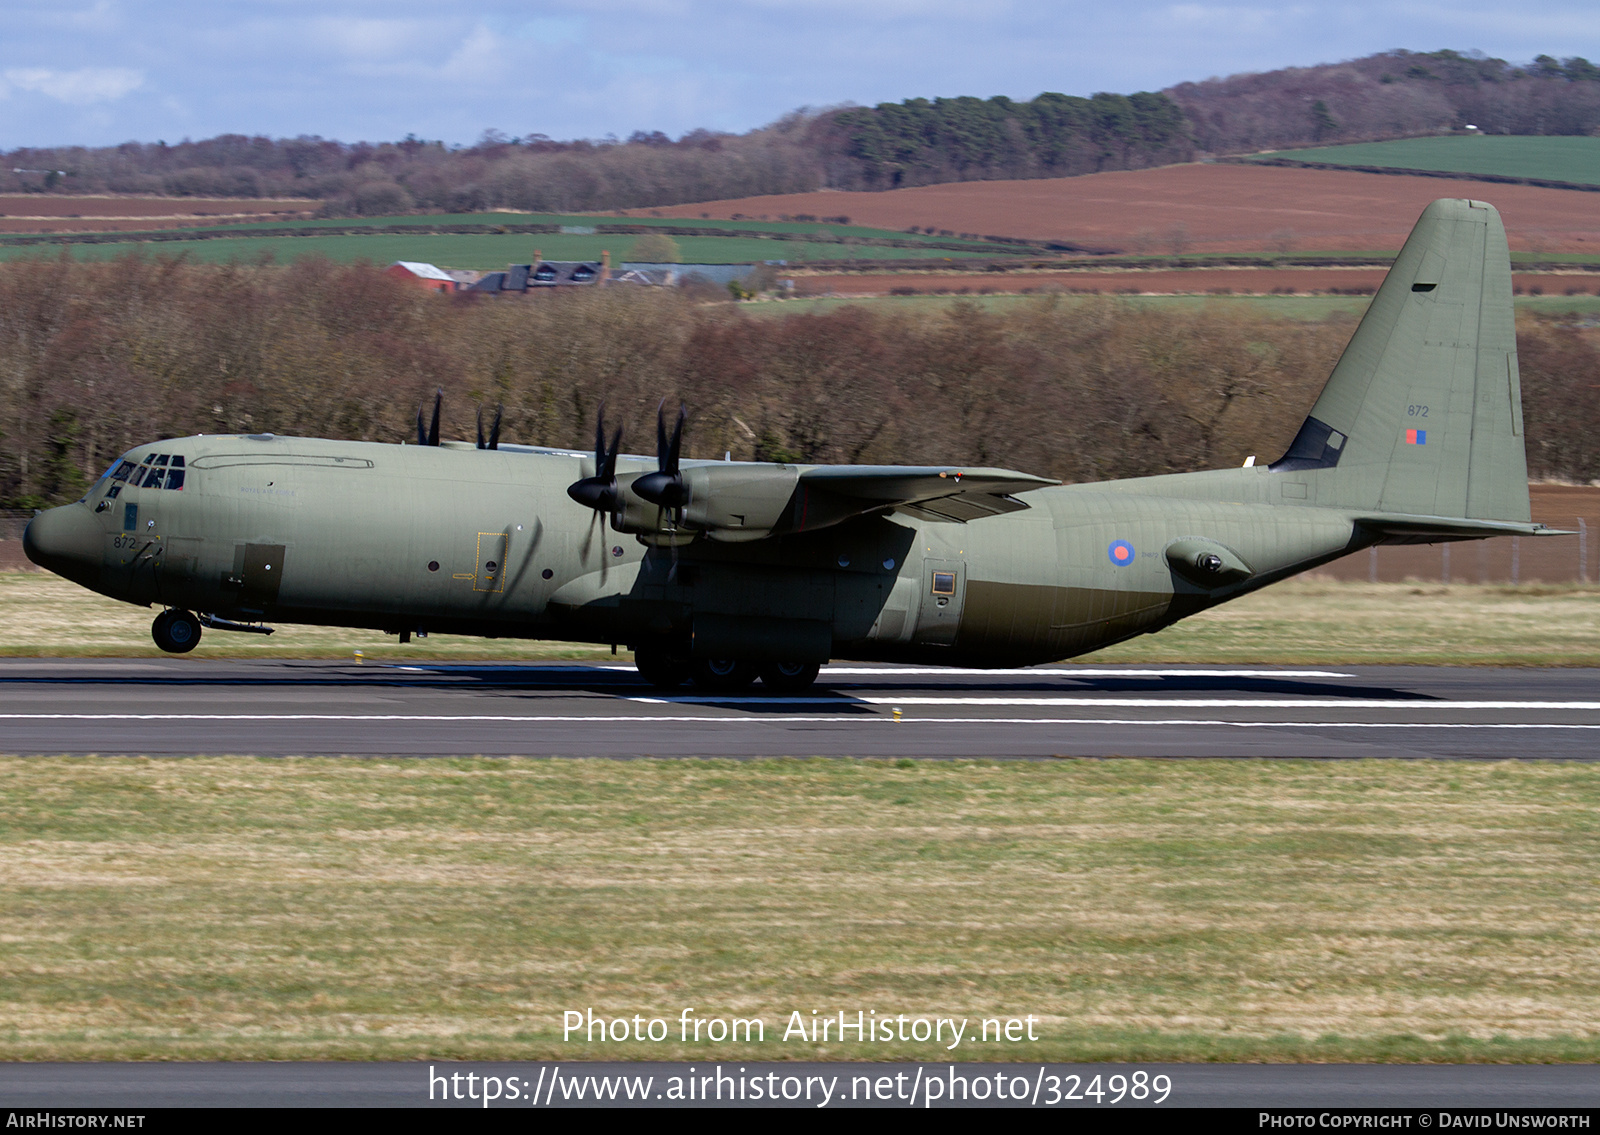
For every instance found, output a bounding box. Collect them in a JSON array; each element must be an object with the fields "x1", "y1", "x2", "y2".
[
  {"x1": 653, "y1": 164, "x2": 1600, "y2": 255},
  {"x1": 1, "y1": 756, "x2": 1595, "y2": 1062},
  {"x1": 0, "y1": 195, "x2": 312, "y2": 233},
  {"x1": 1, "y1": 570, "x2": 1596, "y2": 666}
]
